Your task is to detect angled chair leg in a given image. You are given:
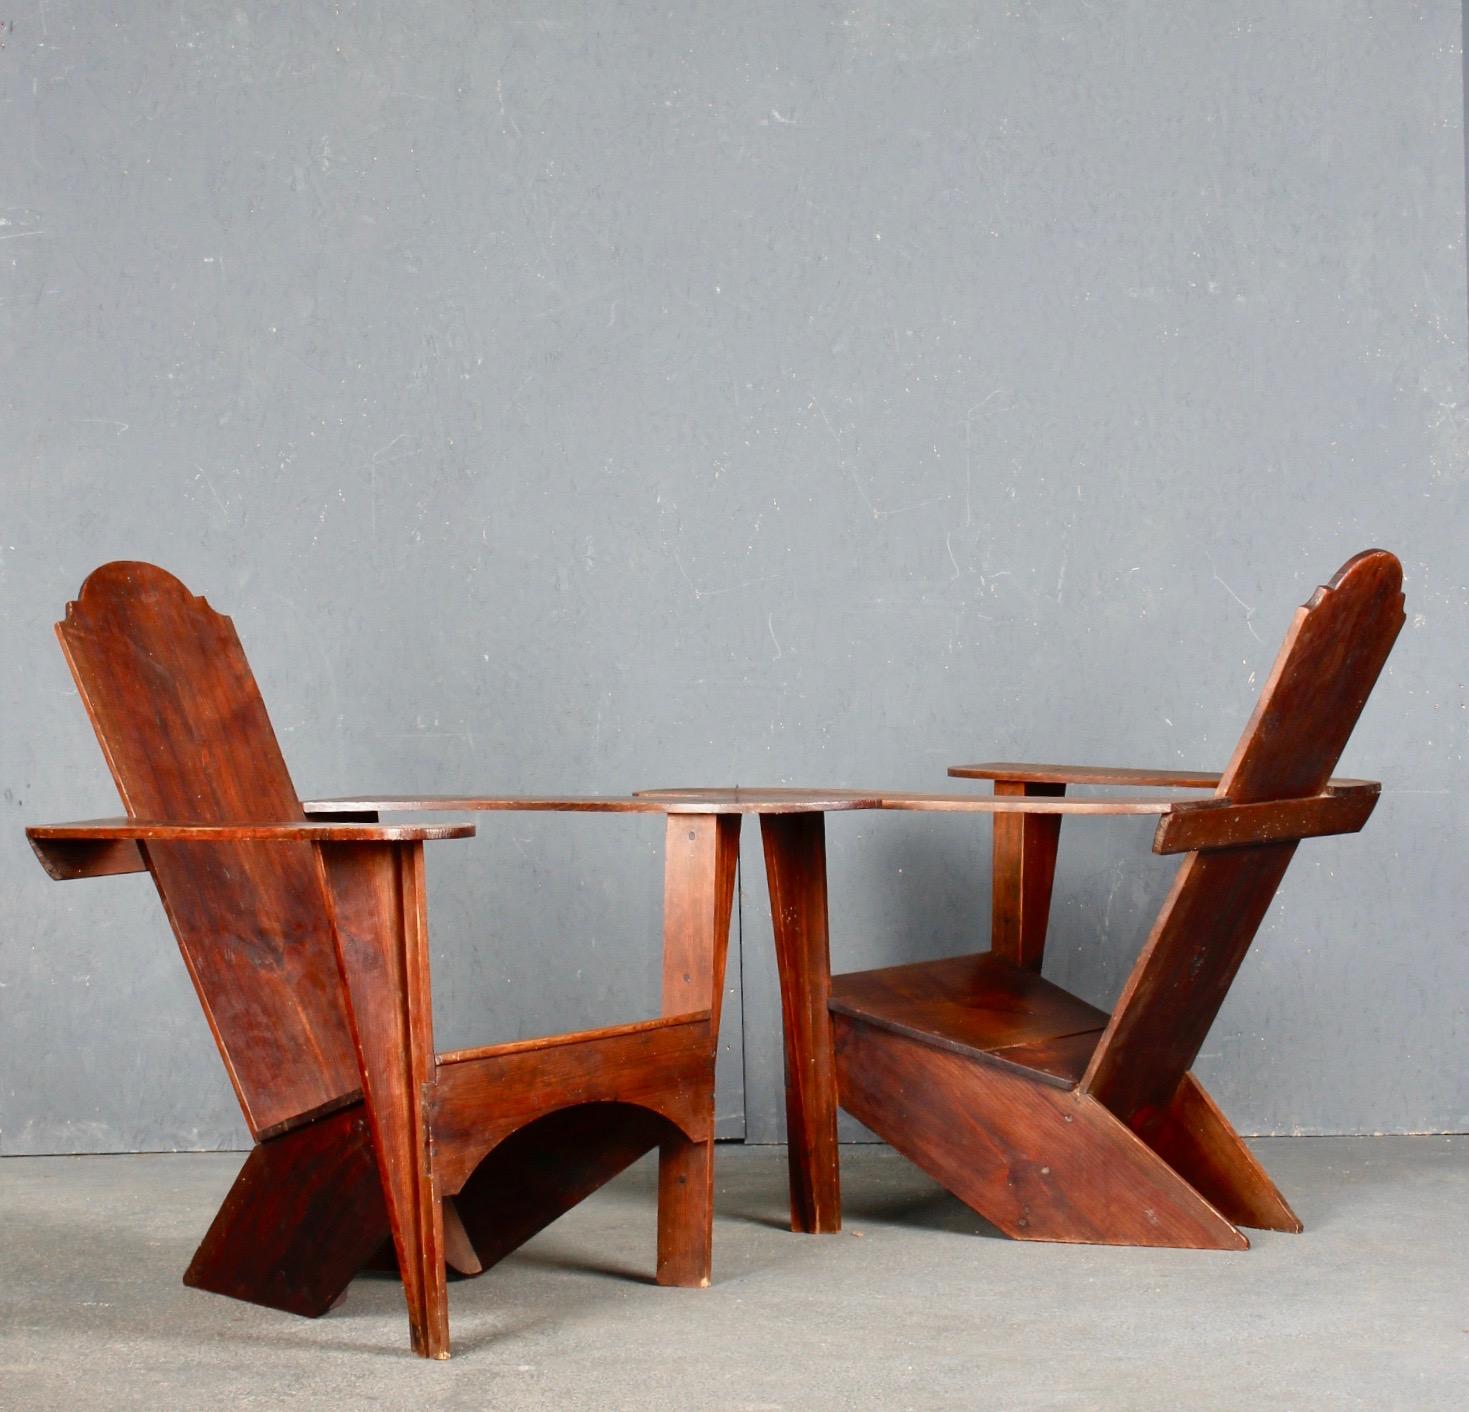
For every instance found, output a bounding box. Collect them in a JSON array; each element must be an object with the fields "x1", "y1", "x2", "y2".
[
  {"x1": 1135, "y1": 1072, "x2": 1302, "y2": 1233},
  {"x1": 322, "y1": 840, "x2": 449, "y2": 1359},
  {"x1": 656, "y1": 1131, "x2": 715, "y2": 1287},
  {"x1": 833, "y1": 1015, "x2": 1247, "y2": 1250},
  {"x1": 184, "y1": 1103, "x2": 388, "y2": 1317}
]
